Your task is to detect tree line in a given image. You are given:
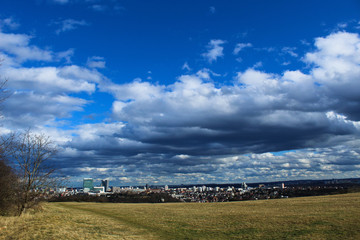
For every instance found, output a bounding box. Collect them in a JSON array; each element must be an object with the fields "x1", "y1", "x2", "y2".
[{"x1": 50, "y1": 192, "x2": 181, "y2": 203}]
